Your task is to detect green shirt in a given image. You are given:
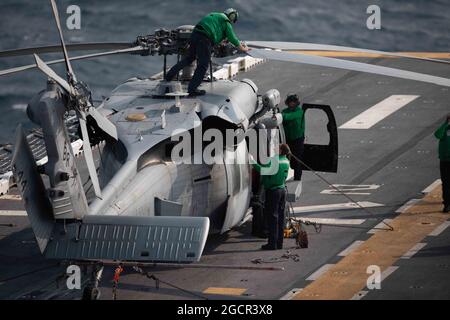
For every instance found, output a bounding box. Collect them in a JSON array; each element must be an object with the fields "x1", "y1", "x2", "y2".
[
  {"x1": 252, "y1": 155, "x2": 291, "y2": 190},
  {"x1": 282, "y1": 106, "x2": 305, "y2": 141},
  {"x1": 194, "y1": 12, "x2": 241, "y2": 47},
  {"x1": 434, "y1": 122, "x2": 450, "y2": 161}
]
